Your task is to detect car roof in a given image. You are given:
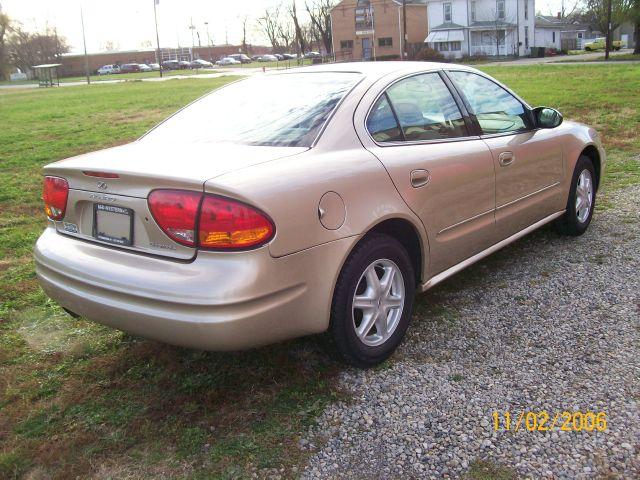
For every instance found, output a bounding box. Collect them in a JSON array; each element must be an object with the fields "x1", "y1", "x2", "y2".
[{"x1": 288, "y1": 61, "x2": 480, "y2": 78}]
